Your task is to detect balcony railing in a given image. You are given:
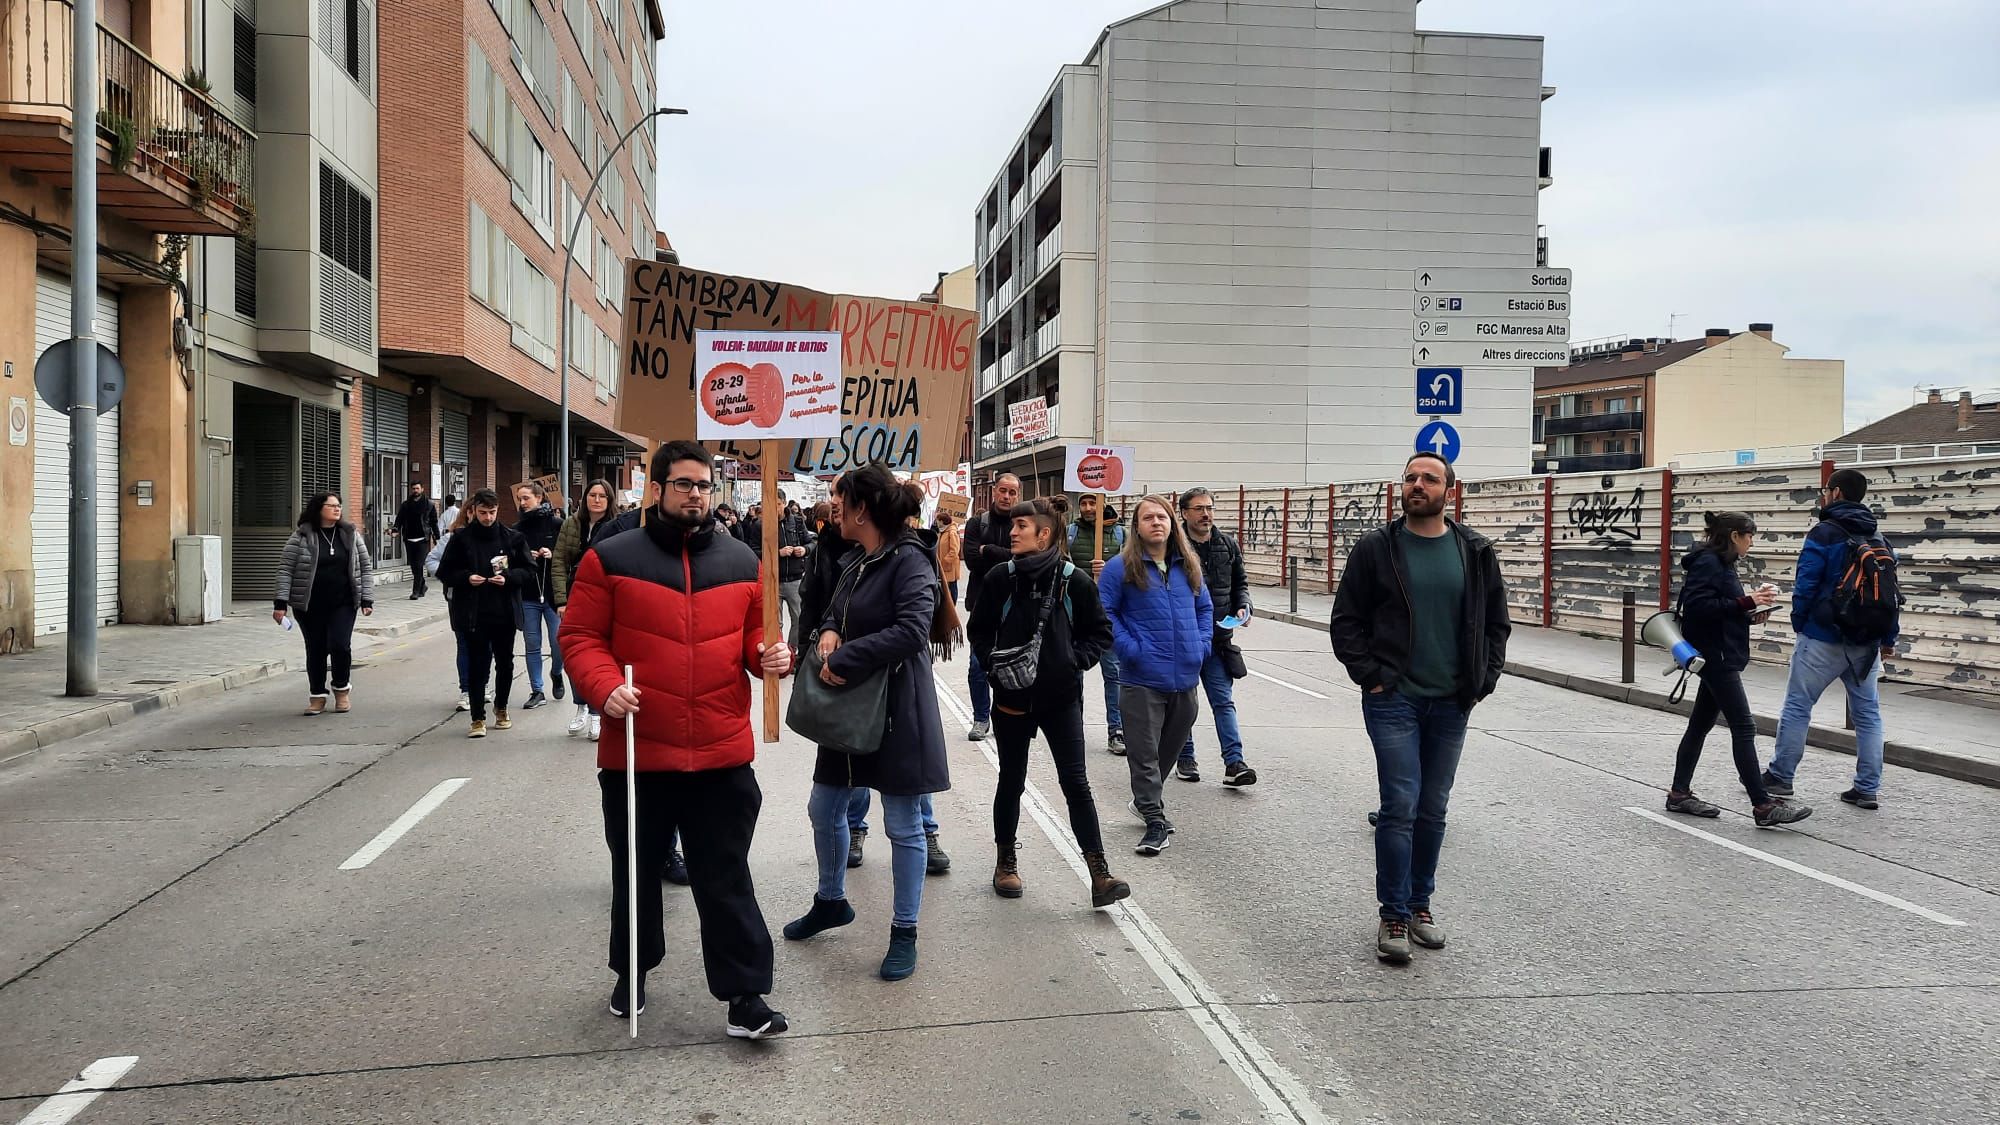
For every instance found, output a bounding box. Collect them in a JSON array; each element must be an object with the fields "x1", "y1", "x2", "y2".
[
  {"x1": 1, "y1": 0, "x2": 255, "y2": 235},
  {"x1": 1034, "y1": 224, "x2": 1061, "y2": 275},
  {"x1": 999, "y1": 349, "x2": 1019, "y2": 380},
  {"x1": 1535, "y1": 452, "x2": 1643, "y2": 474},
  {"x1": 1541, "y1": 409, "x2": 1644, "y2": 438},
  {"x1": 1029, "y1": 146, "x2": 1055, "y2": 198},
  {"x1": 1033, "y1": 317, "x2": 1058, "y2": 359},
  {"x1": 979, "y1": 362, "x2": 998, "y2": 394},
  {"x1": 1007, "y1": 188, "x2": 1024, "y2": 227},
  {"x1": 979, "y1": 431, "x2": 1001, "y2": 458}
]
